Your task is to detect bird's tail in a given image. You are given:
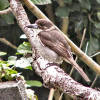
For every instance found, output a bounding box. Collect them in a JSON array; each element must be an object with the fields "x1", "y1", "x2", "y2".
[{"x1": 66, "y1": 58, "x2": 90, "y2": 82}]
